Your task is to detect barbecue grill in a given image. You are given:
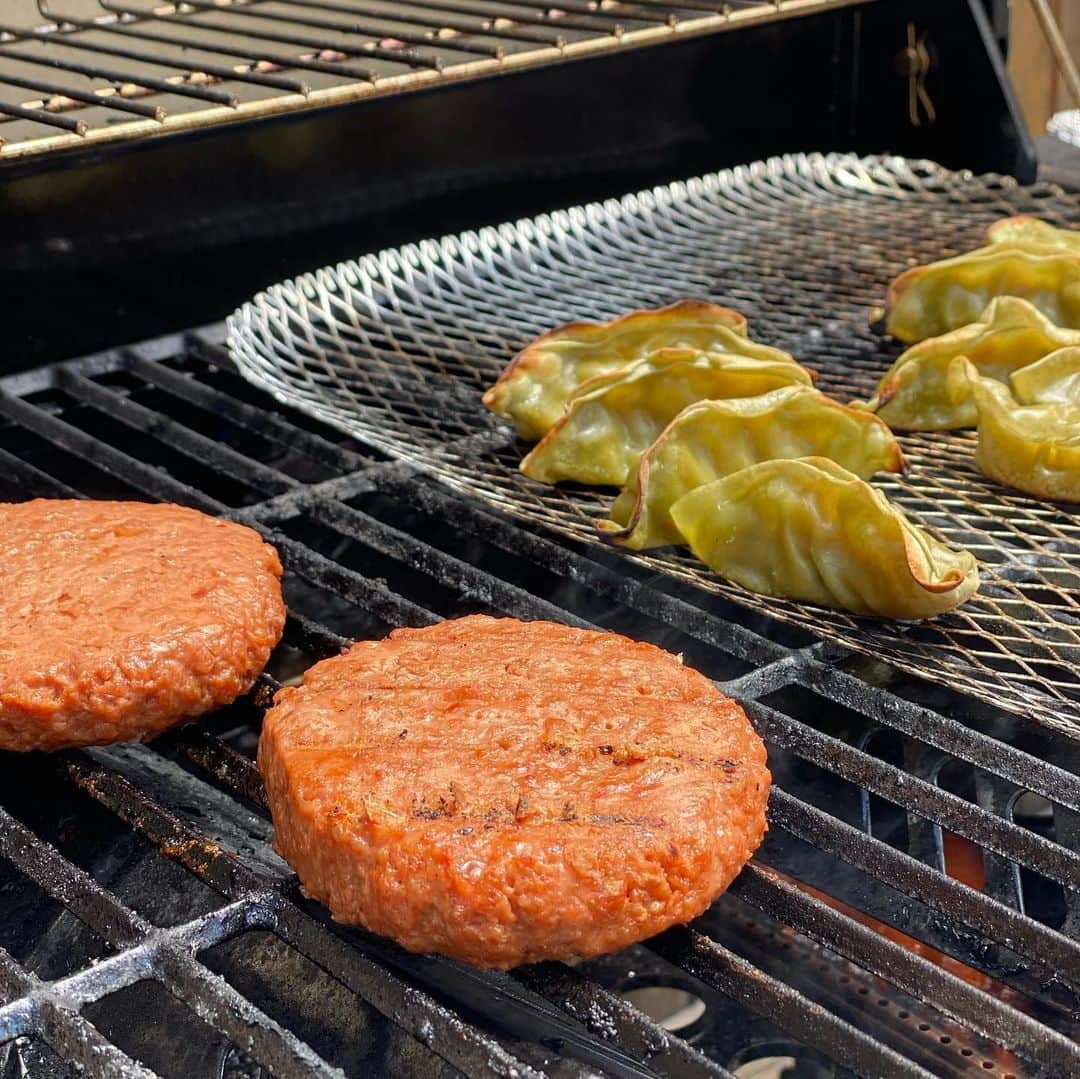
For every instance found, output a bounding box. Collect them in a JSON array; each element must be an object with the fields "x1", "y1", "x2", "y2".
[
  {"x1": 2, "y1": 301, "x2": 1080, "y2": 1078},
  {"x1": 3, "y1": 1, "x2": 1080, "y2": 1077}
]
